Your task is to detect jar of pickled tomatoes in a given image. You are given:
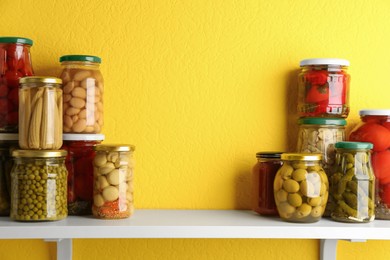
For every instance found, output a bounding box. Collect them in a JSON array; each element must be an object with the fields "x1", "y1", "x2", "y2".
[
  {"x1": 298, "y1": 58, "x2": 350, "y2": 118},
  {"x1": 0, "y1": 37, "x2": 34, "y2": 132},
  {"x1": 349, "y1": 110, "x2": 390, "y2": 219}
]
